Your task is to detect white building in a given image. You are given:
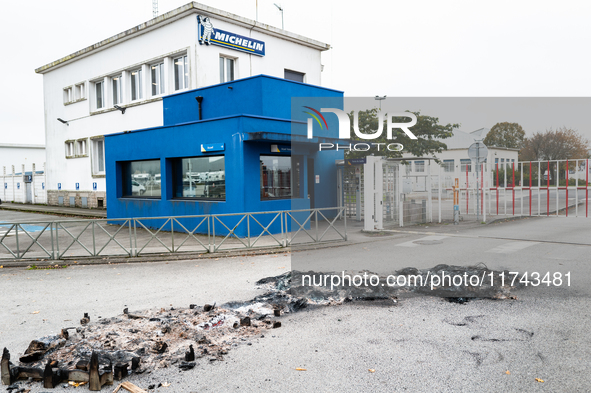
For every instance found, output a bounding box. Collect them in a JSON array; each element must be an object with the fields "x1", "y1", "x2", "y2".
[
  {"x1": 1, "y1": 143, "x2": 46, "y2": 205},
  {"x1": 0, "y1": 143, "x2": 45, "y2": 170},
  {"x1": 404, "y1": 127, "x2": 519, "y2": 188},
  {"x1": 35, "y1": 2, "x2": 329, "y2": 209}
]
